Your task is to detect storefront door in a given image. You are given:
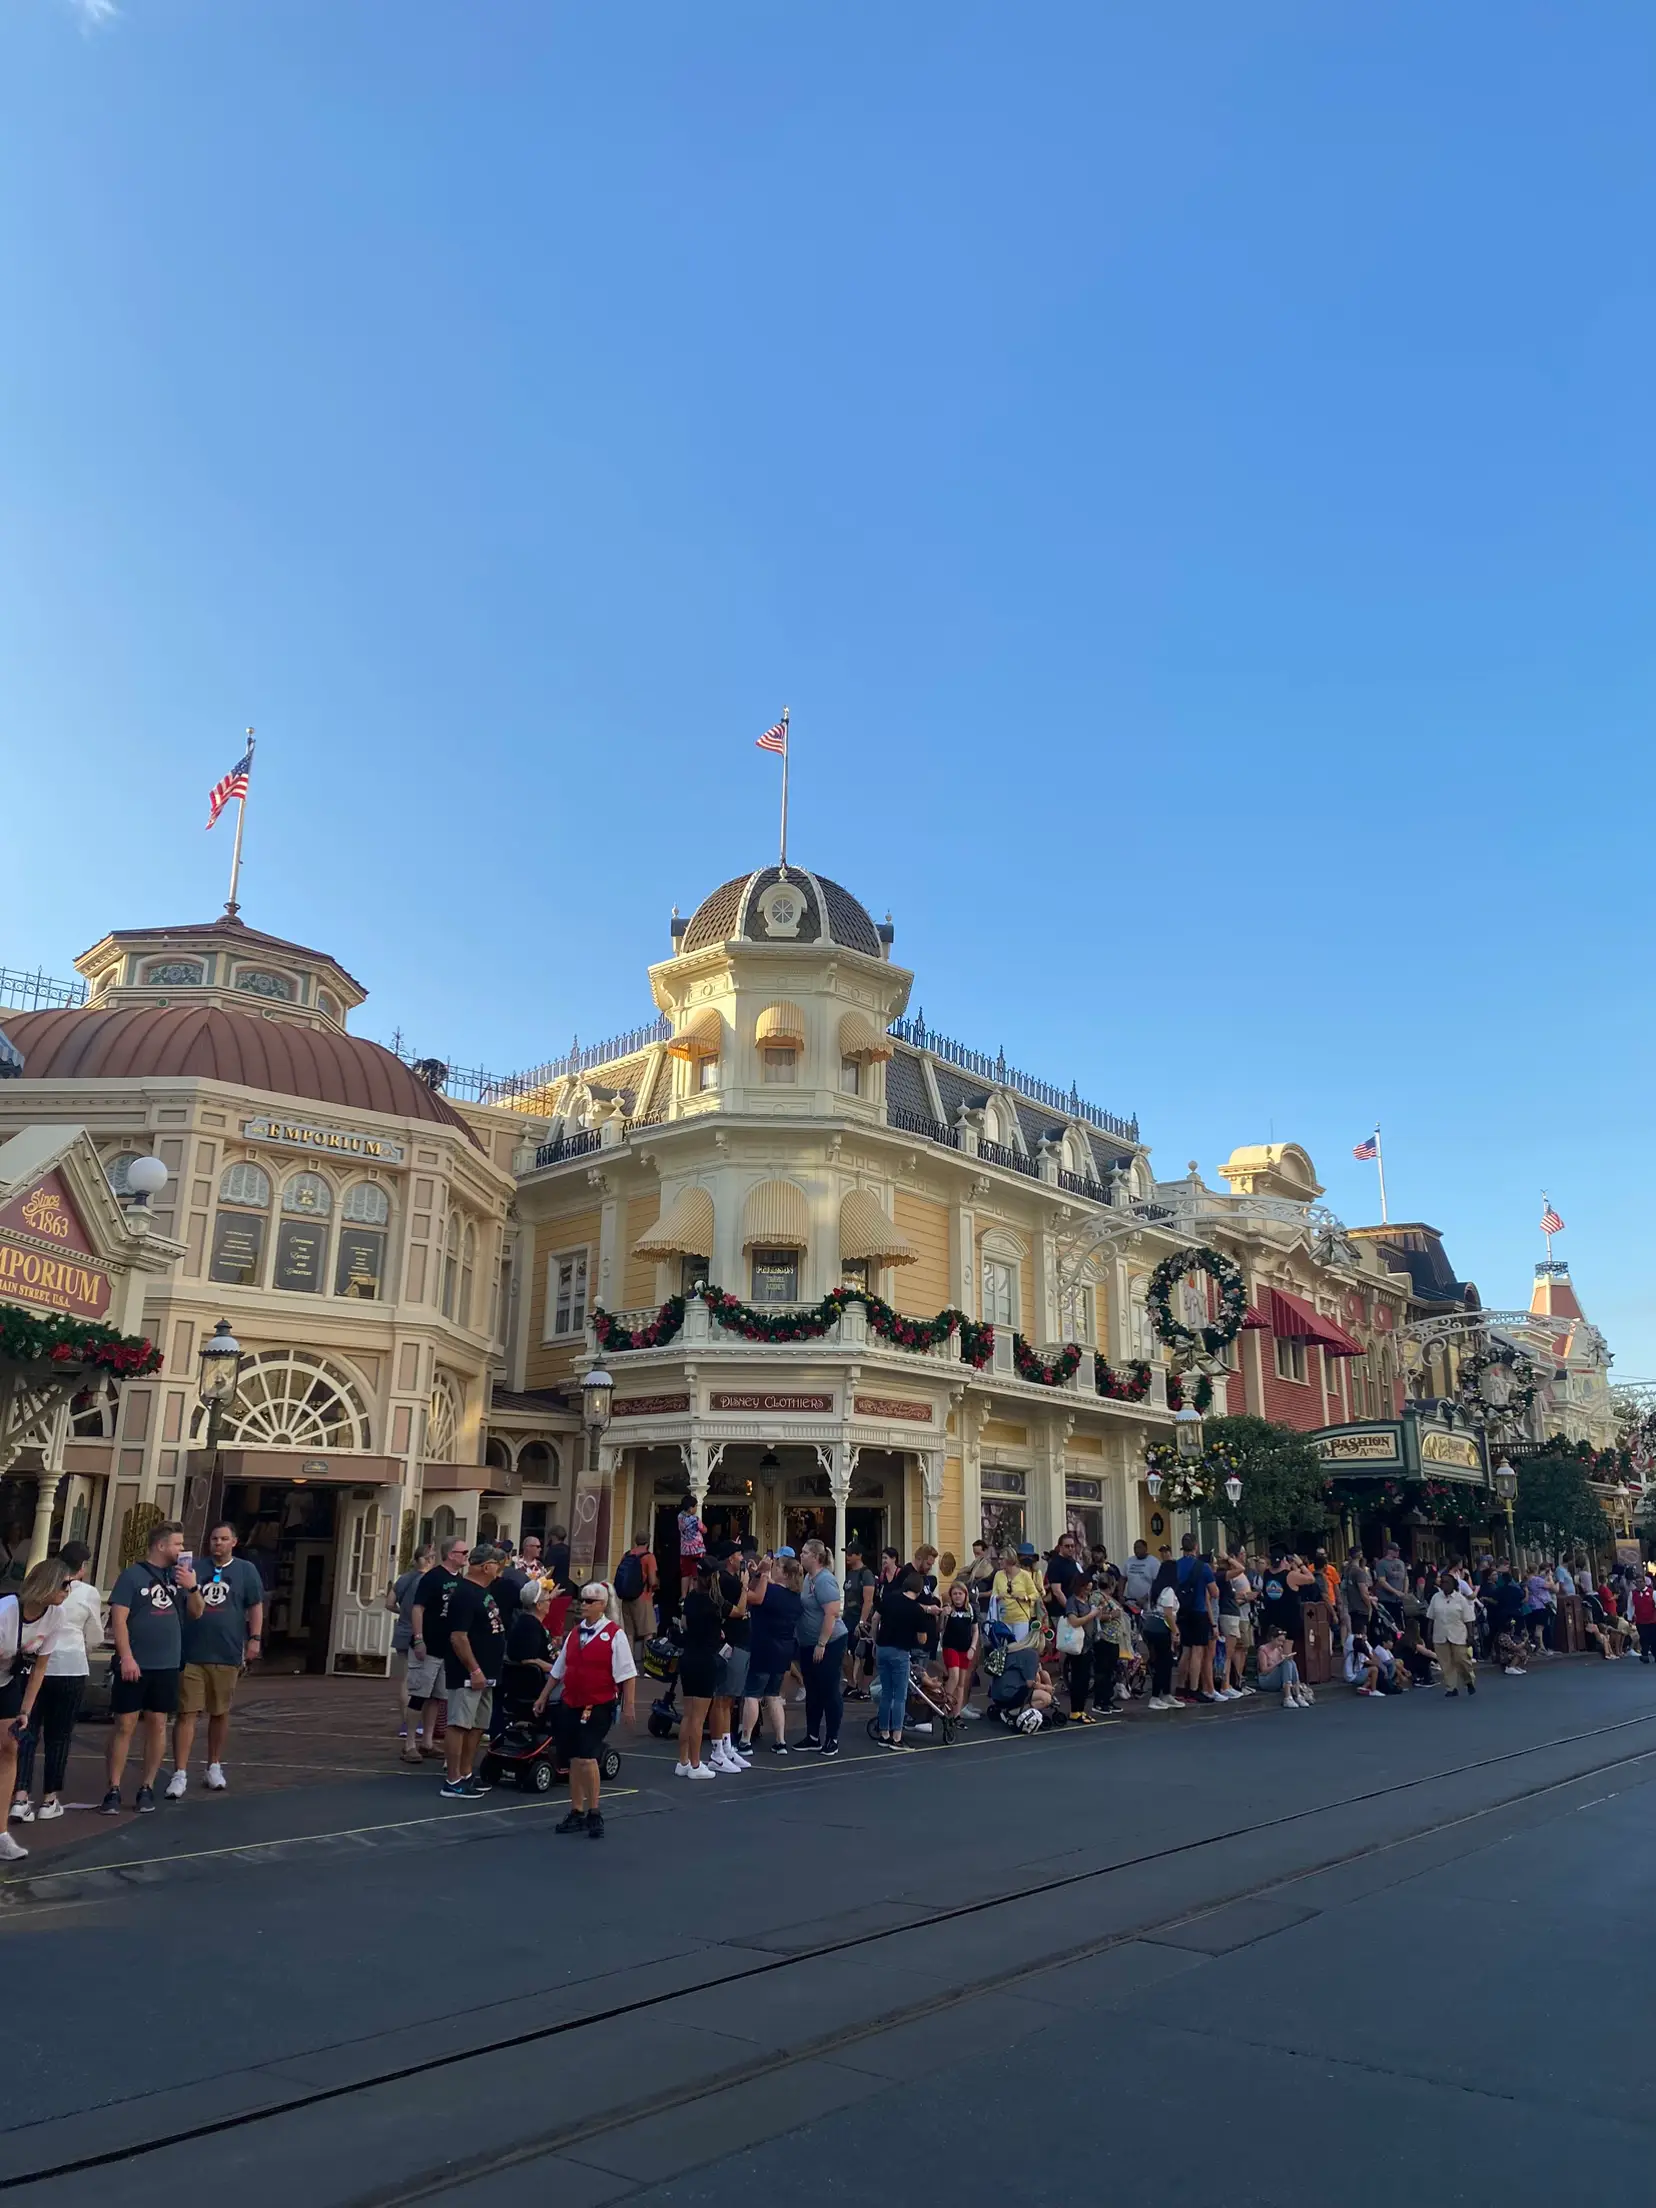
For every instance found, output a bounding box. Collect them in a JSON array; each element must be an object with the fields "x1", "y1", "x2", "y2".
[
  {"x1": 224, "y1": 1481, "x2": 339, "y2": 1672},
  {"x1": 784, "y1": 1503, "x2": 836, "y2": 1555},
  {"x1": 846, "y1": 1505, "x2": 886, "y2": 1562}
]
